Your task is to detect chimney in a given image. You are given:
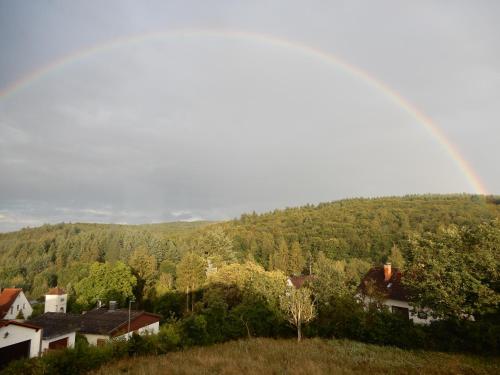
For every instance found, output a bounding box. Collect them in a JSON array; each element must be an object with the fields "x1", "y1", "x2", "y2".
[
  {"x1": 109, "y1": 301, "x2": 117, "y2": 310},
  {"x1": 384, "y1": 263, "x2": 392, "y2": 281}
]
